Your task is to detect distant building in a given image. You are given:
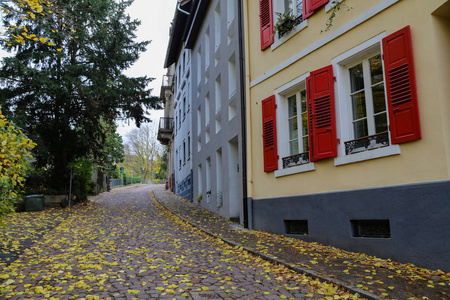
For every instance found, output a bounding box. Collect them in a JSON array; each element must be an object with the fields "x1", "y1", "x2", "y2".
[
  {"x1": 162, "y1": 0, "x2": 194, "y2": 201},
  {"x1": 157, "y1": 64, "x2": 175, "y2": 192},
  {"x1": 162, "y1": 0, "x2": 247, "y2": 223},
  {"x1": 185, "y1": 0, "x2": 246, "y2": 223}
]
